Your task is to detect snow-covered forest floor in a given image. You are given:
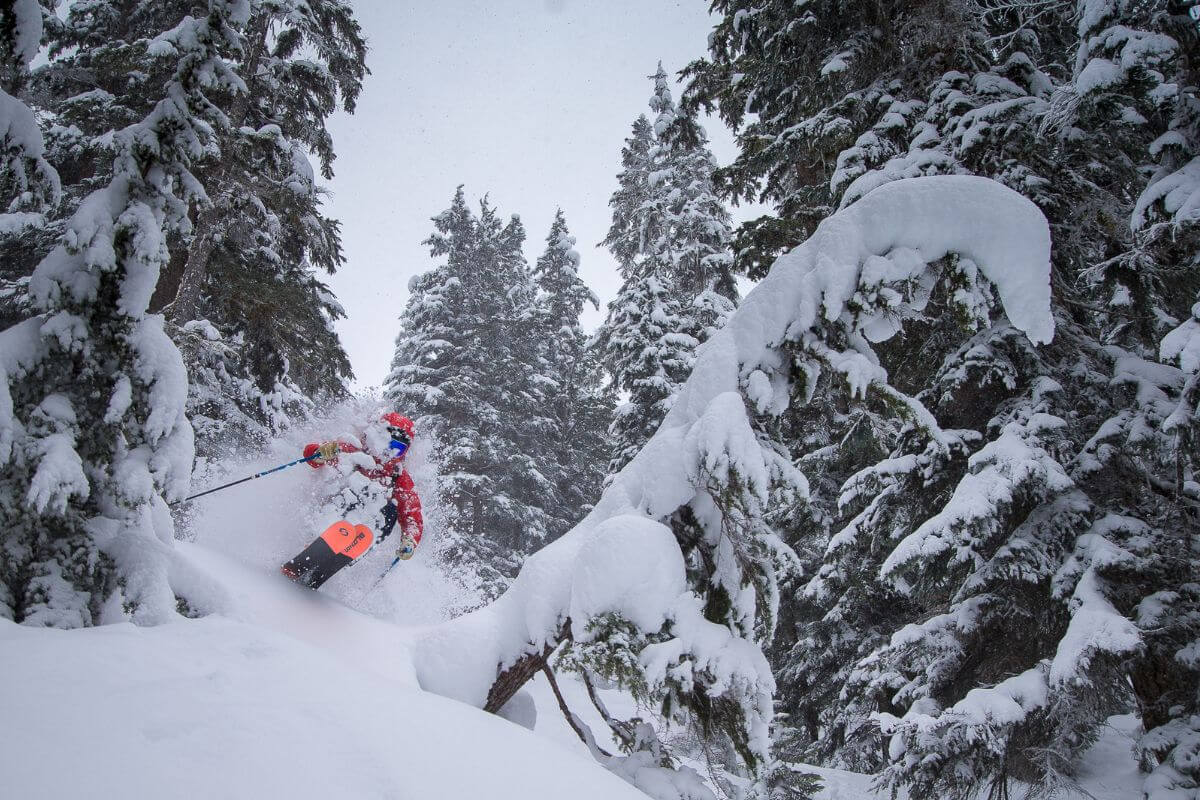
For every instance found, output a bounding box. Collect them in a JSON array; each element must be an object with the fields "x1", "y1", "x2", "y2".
[{"x1": 1, "y1": 399, "x2": 1147, "y2": 799}]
